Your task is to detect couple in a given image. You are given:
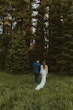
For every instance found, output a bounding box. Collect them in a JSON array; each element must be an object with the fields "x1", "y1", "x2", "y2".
[{"x1": 33, "y1": 59, "x2": 48, "y2": 90}]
